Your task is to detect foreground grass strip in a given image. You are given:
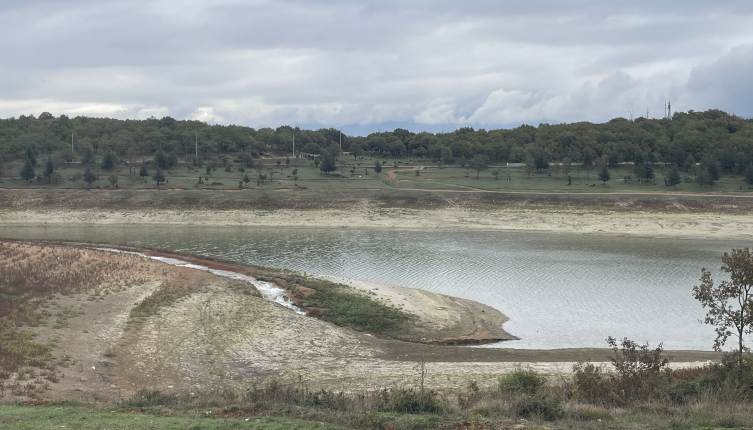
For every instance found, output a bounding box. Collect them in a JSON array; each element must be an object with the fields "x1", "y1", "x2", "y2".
[{"x1": 0, "y1": 404, "x2": 337, "y2": 430}]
